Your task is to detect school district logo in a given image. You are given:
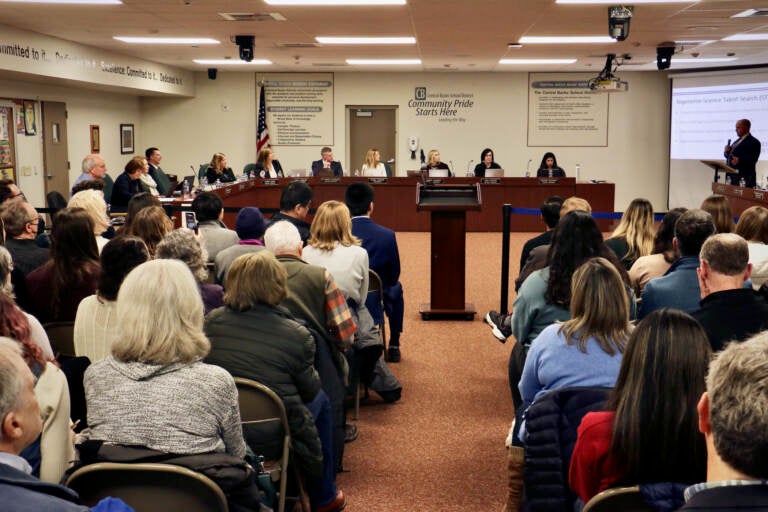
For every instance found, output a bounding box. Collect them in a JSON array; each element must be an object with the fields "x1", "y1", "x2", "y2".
[{"x1": 415, "y1": 87, "x2": 427, "y2": 100}]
